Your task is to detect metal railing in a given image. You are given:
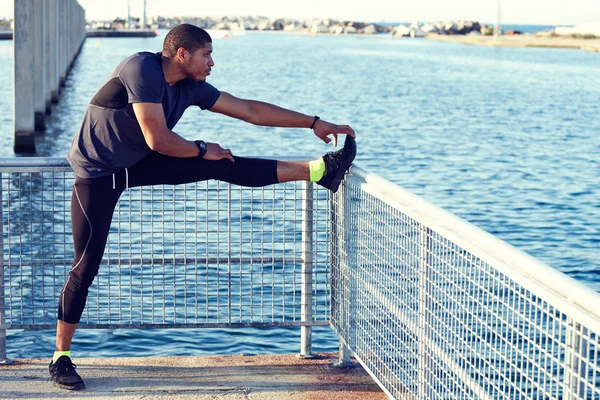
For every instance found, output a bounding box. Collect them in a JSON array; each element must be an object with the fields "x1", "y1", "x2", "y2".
[
  {"x1": 0, "y1": 157, "x2": 332, "y2": 361},
  {"x1": 2, "y1": 158, "x2": 599, "y2": 400},
  {"x1": 331, "y1": 165, "x2": 600, "y2": 399}
]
